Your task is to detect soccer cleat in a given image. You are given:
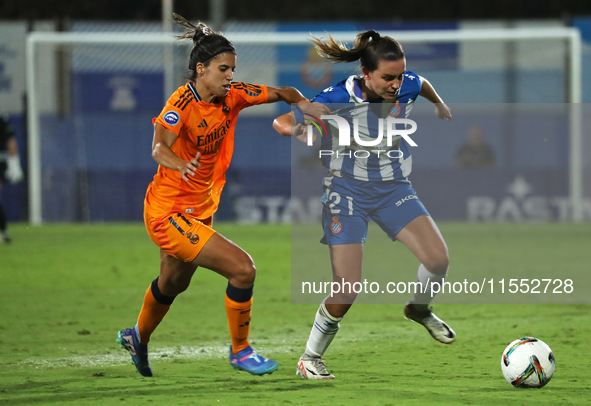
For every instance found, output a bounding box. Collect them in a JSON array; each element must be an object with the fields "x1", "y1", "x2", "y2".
[
  {"x1": 1, "y1": 231, "x2": 11, "y2": 244},
  {"x1": 404, "y1": 302, "x2": 456, "y2": 344},
  {"x1": 117, "y1": 326, "x2": 153, "y2": 377},
  {"x1": 296, "y1": 355, "x2": 335, "y2": 379},
  {"x1": 229, "y1": 345, "x2": 278, "y2": 375}
]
